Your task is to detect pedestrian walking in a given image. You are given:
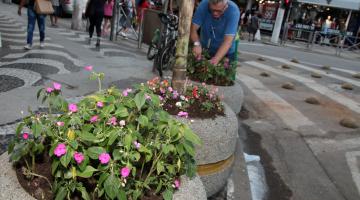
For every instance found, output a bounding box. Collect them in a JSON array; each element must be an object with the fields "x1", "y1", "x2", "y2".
[
  {"x1": 18, "y1": 0, "x2": 47, "y2": 50},
  {"x1": 247, "y1": 11, "x2": 259, "y2": 42},
  {"x1": 102, "y1": 0, "x2": 114, "y2": 36},
  {"x1": 85, "y1": 0, "x2": 106, "y2": 47},
  {"x1": 118, "y1": 0, "x2": 136, "y2": 39},
  {"x1": 50, "y1": 0, "x2": 60, "y2": 27}
]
